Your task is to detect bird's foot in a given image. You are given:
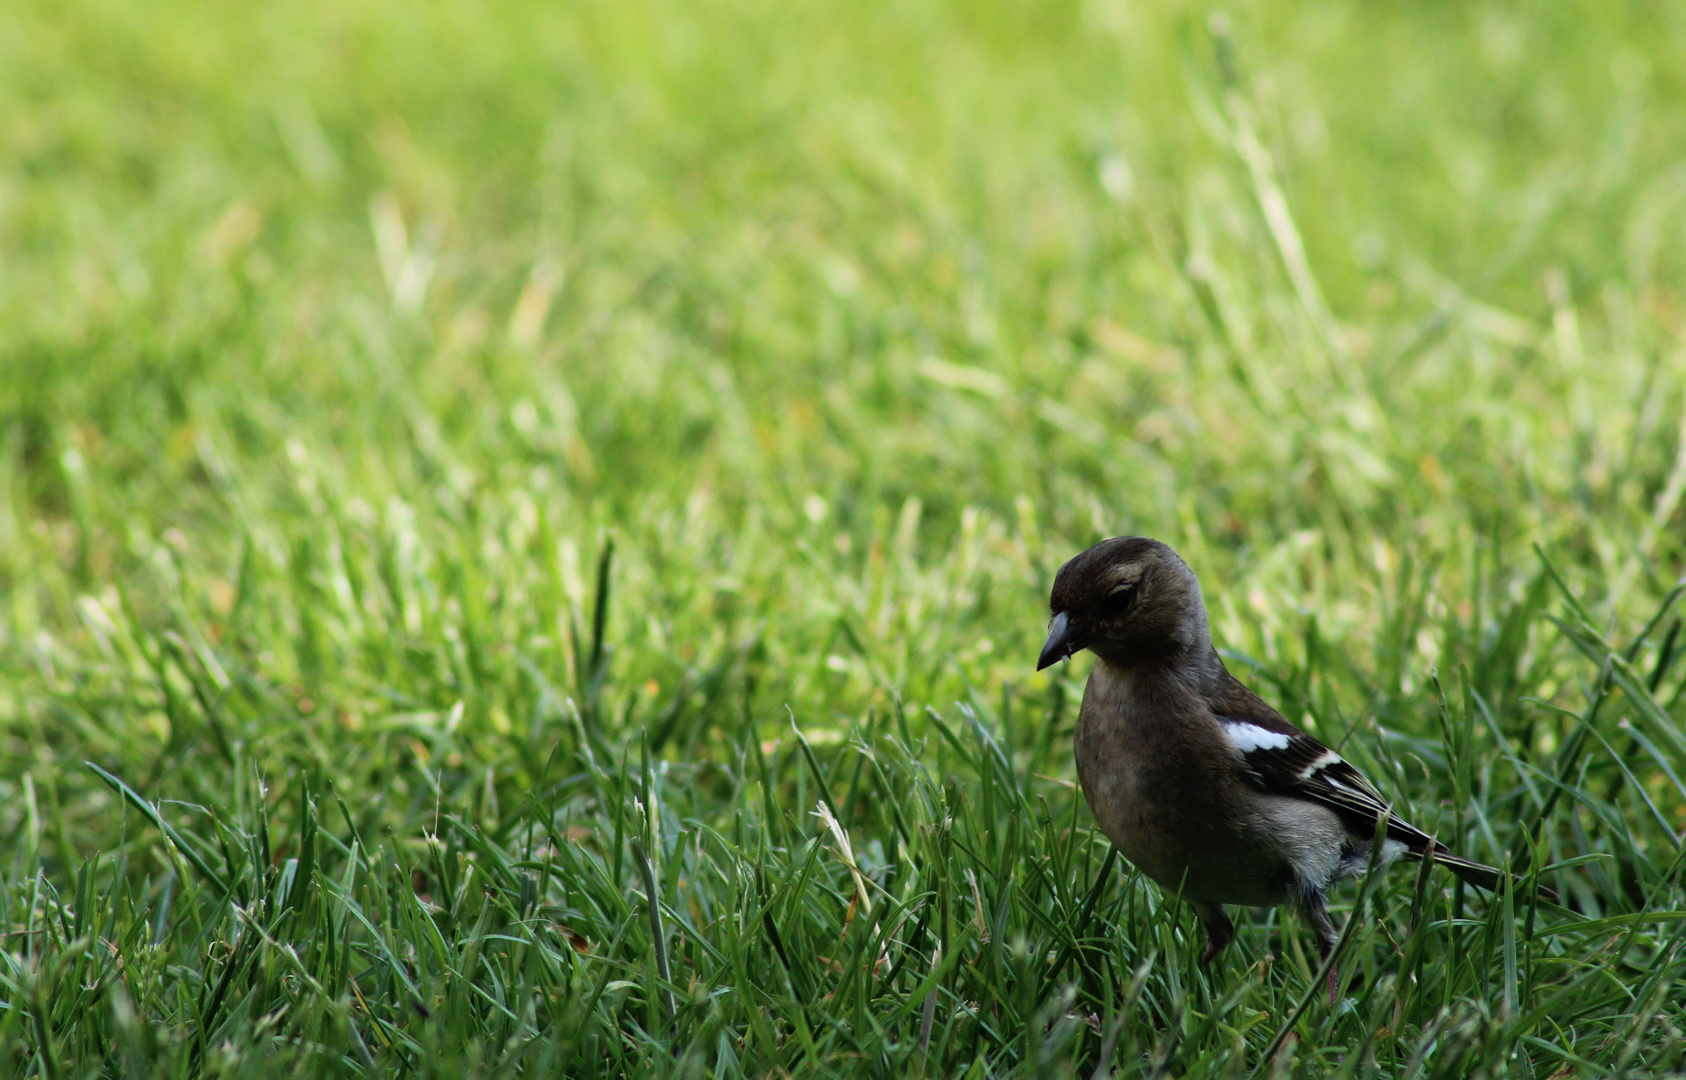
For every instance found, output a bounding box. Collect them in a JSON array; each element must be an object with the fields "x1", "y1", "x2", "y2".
[{"x1": 1192, "y1": 903, "x2": 1234, "y2": 966}]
